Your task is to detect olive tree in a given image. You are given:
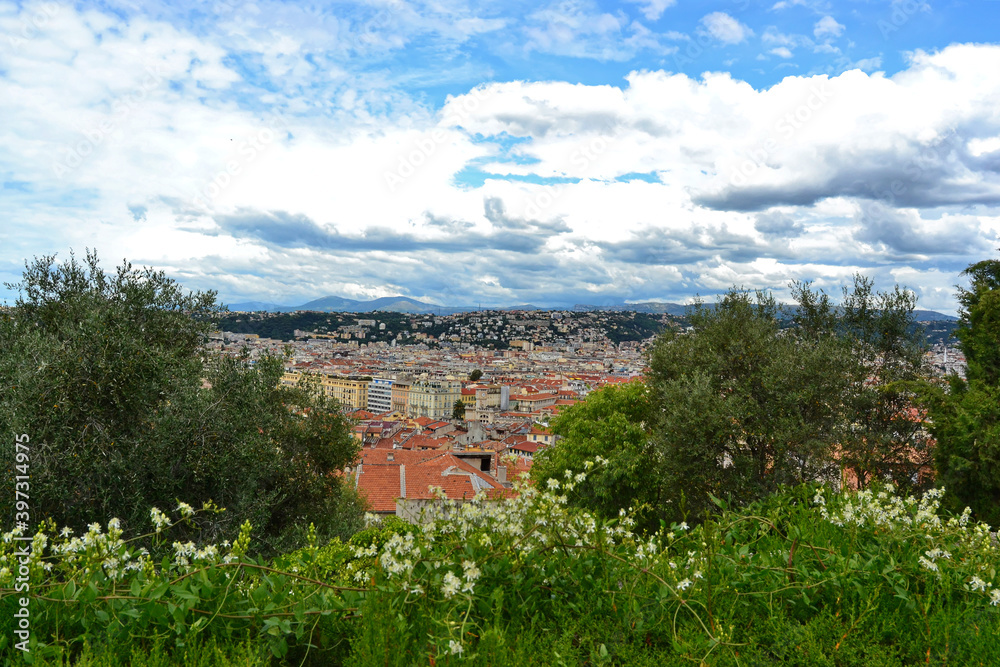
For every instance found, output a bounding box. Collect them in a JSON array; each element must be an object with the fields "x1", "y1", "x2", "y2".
[{"x1": 0, "y1": 251, "x2": 363, "y2": 554}]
